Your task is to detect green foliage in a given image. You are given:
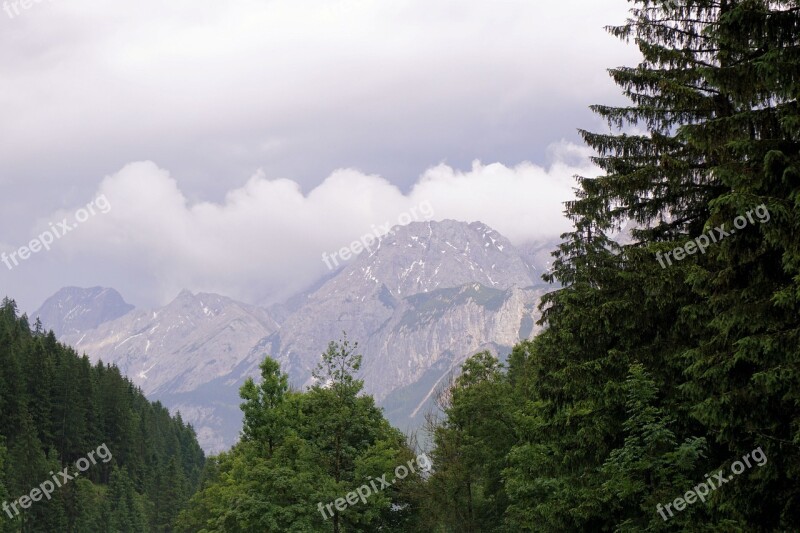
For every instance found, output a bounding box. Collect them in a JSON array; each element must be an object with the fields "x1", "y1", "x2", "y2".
[
  {"x1": 0, "y1": 441, "x2": 13, "y2": 533},
  {"x1": 0, "y1": 299, "x2": 205, "y2": 532},
  {"x1": 240, "y1": 356, "x2": 289, "y2": 457},
  {"x1": 108, "y1": 467, "x2": 148, "y2": 532},
  {"x1": 179, "y1": 336, "x2": 425, "y2": 532},
  {"x1": 421, "y1": 352, "x2": 517, "y2": 532},
  {"x1": 501, "y1": 0, "x2": 799, "y2": 530},
  {"x1": 9, "y1": 1, "x2": 798, "y2": 530},
  {"x1": 598, "y1": 364, "x2": 708, "y2": 532},
  {"x1": 423, "y1": 1, "x2": 800, "y2": 531}
]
